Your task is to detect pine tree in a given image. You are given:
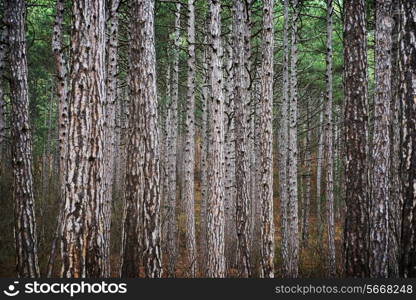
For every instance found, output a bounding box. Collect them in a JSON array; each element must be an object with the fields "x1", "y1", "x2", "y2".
[
  {"x1": 165, "y1": 3, "x2": 181, "y2": 277},
  {"x1": 287, "y1": 0, "x2": 300, "y2": 278},
  {"x1": 324, "y1": 0, "x2": 336, "y2": 277},
  {"x1": 60, "y1": 0, "x2": 106, "y2": 278},
  {"x1": 233, "y1": 0, "x2": 252, "y2": 278},
  {"x1": 343, "y1": 0, "x2": 370, "y2": 277},
  {"x1": 370, "y1": 0, "x2": 392, "y2": 278},
  {"x1": 206, "y1": 0, "x2": 226, "y2": 278},
  {"x1": 399, "y1": 0, "x2": 416, "y2": 278},
  {"x1": 102, "y1": 0, "x2": 120, "y2": 277},
  {"x1": 183, "y1": 0, "x2": 197, "y2": 277},
  {"x1": 5, "y1": 0, "x2": 40, "y2": 278},
  {"x1": 259, "y1": 0, "x2": 275, "y2": 278},
  {"x1": 279, "y1": 0, "x2": 290, "y2": 277}
]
